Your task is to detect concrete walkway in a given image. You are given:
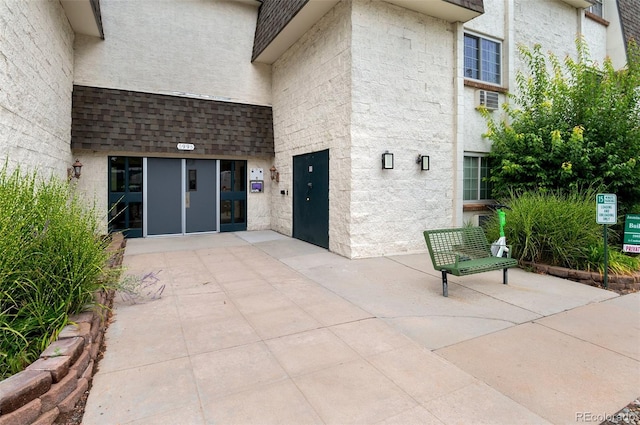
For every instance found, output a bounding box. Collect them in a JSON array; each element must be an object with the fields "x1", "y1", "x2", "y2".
[{"x1": 82, "y1": 231, "x2": 640, "y2": 425}]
